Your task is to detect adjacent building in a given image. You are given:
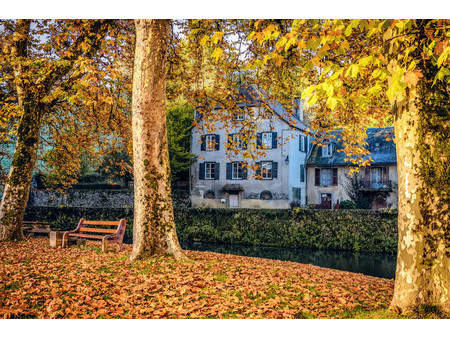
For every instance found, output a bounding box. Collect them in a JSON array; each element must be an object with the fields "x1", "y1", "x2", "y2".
[{"x1": 305, "y1": 127, "x2": 398, "y2": 209}]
